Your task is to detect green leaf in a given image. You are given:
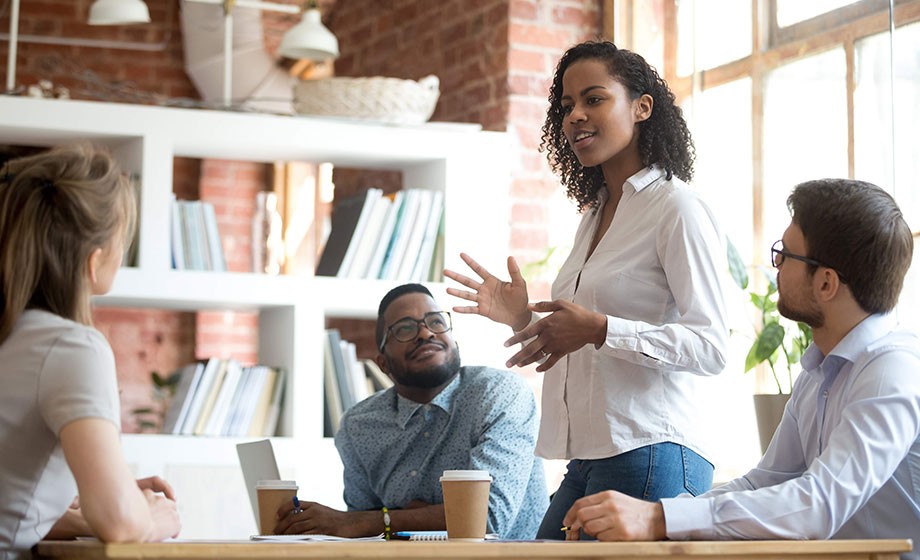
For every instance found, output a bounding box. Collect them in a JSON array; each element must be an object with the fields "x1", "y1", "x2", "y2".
[
  {"x1": 726, "y1": 239, "x2": 748, "y2": 290},
  {"x1": 787, "y1": 343, "x2": 803, "y2": 364},
  {"x1": 744, "y1": 321, "x2": 785, "y2": 372},
  {"x1": 152, "y1": 371, "x2": 166, "y2": 387},
  {"x1": 761, "y1": 297, "x2": 777, "y2": 314},
  {"x1": 750, "y1": 293, "x2": 768, "y2": 310}
]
